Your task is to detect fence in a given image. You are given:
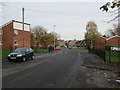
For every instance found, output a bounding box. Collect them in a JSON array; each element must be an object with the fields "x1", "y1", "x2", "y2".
[
  {"x1": 89, "y1": 49, "x2": 105, "y2": 61},
  {"x1": 89, "y1": 49, "x2": 120, "y2": 63},
  {"x1": 105, "y1": 51, "x2": 120, "y2": 63}
]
